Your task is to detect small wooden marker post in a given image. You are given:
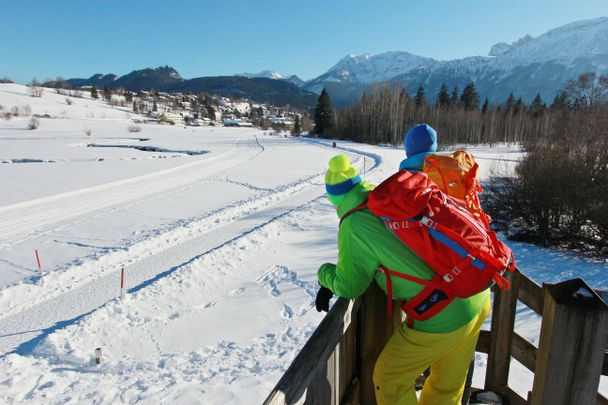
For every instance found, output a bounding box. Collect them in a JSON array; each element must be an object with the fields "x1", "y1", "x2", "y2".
[
  {"x1": 35, "y1": 249, "x2": 44, "y2": 285},
  {"x1": 332, "y1": 141, "x2": 336, "y2": 148},
  {"x1": 120, "y1": 267, "x2": 125, "y2": 301},
  {"x1": 95, "y1": 348, "x2": 102, "y2": 364}
]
